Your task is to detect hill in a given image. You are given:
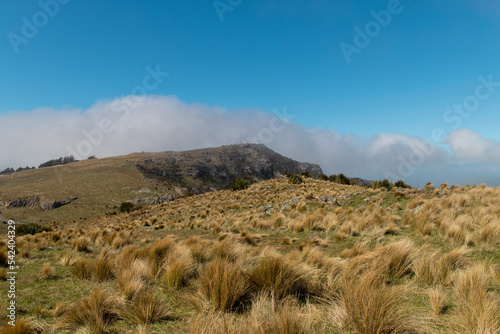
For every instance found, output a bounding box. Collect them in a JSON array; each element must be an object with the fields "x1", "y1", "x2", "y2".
[
  {"x1": 0, "y1": 144, "x2": 322, "y2": 225},
  {"x1": 1, "y1": 177, "x2": 499, "y2": 333}
]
